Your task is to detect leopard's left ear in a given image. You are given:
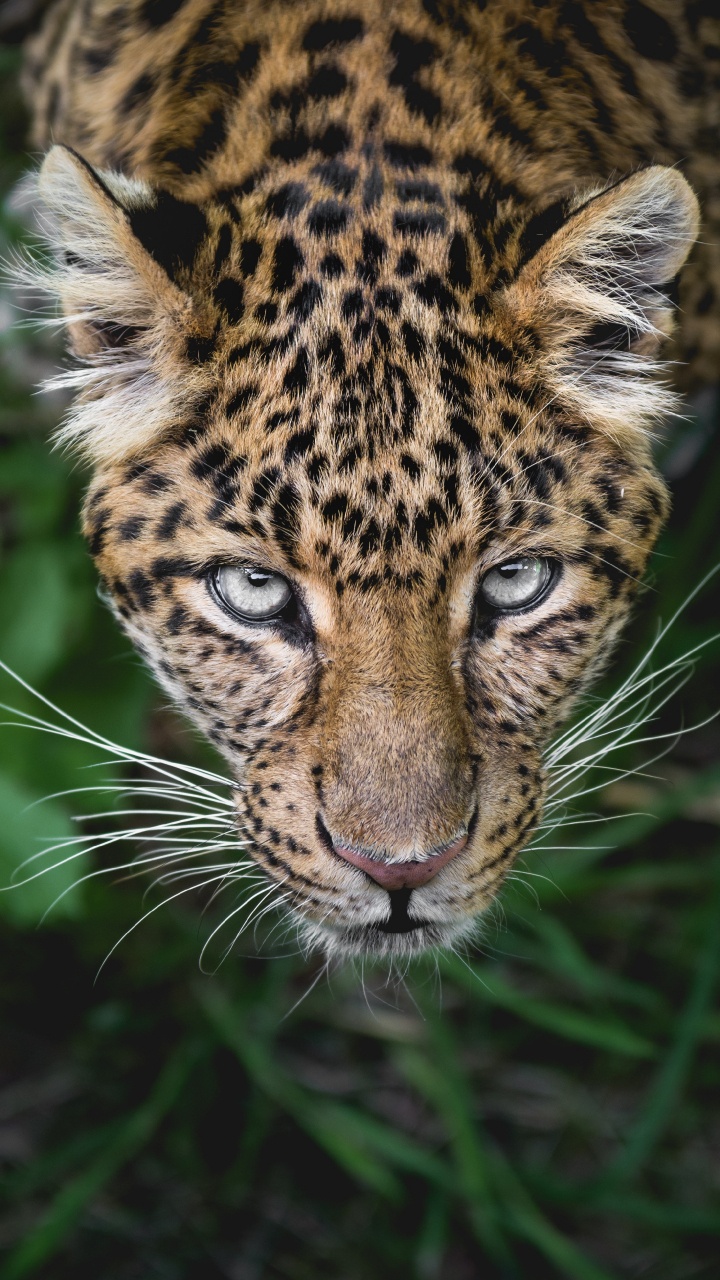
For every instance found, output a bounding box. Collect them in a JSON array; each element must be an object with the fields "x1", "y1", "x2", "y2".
[
  {"x1": 503, "y1": 166, "x2": 700, "y2": 441},
  {"x1": 29, "y1": 145, "x2": 214, "y2": 464}
]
